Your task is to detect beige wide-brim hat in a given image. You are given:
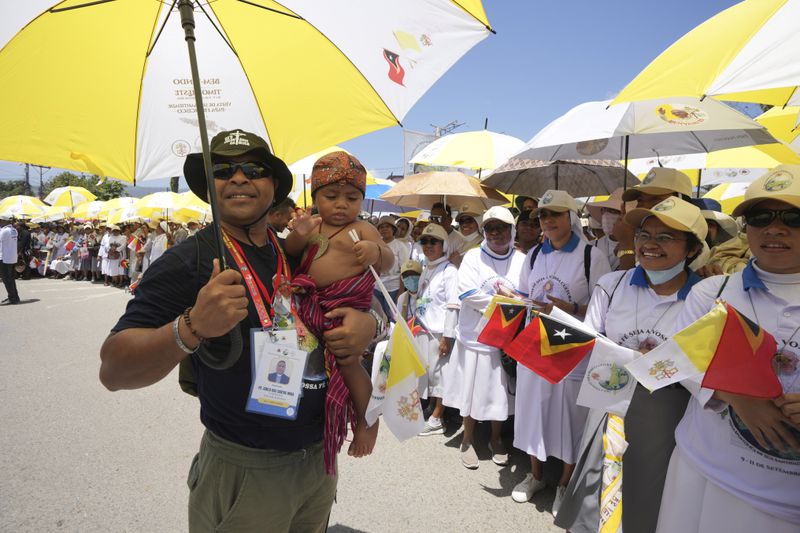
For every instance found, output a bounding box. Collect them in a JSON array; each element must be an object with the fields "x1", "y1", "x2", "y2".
[
  {"x1": 376, "y1": 215, "x2": 397, "y2": 230},
  {"x1": 702, "y1": 210, "x2": 739, "y2": 242},
  {"x1": 480, "y1": 206, "x2": 515, "y2": 228},
  {"x1": 531, "y1": 189, "x2": 578, "y2": 215},
  {"x1": 586, "y1": 187, "x2": 637, "y2": 222},
  {"x1": 418, "y1": 222, "x2": 448, "y2": 242},
  {"x1": 621, "y1": 167, "x2": 693, "y2": 201},
  {"x1": 732, "y1": 165, "x2": 800, "y2": 217},
  {"x1": 625, "y1": 196, "x2": 710, "y2": 269}
]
